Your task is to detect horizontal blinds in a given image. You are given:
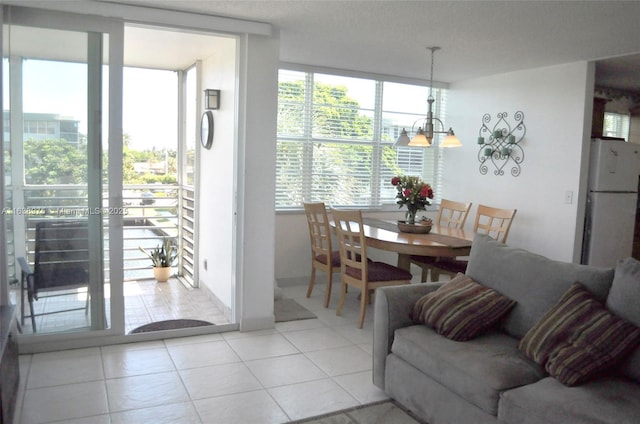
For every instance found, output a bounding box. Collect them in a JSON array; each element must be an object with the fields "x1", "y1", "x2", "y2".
[
  {"x1": 276, "y1": 69, "x2": 446, "y2": 209},
  {"x1": 604, "y1": 112, "x2": 630, "y2": 140}
]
